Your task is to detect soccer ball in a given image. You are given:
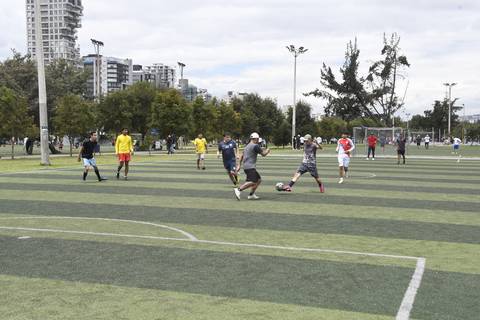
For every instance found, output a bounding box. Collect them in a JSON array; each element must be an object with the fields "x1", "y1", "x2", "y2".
[{"x1": 275, "y1": 182, "x2": 284, "y2": 191}]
